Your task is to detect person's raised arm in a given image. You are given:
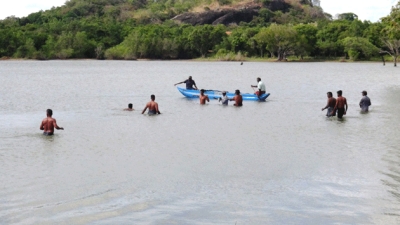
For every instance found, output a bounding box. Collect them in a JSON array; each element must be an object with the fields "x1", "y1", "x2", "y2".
[
  {"x1": 174, "y1": 81, "x2": 184, "y2": 86},
  {"x1": 345, "y1": 98, "x2": 348, "y2": 112},
  {"x1": 53, "y1": 119, "x2": 64, "y2": 130},
  {"x1": 40, "y1": 121, "x2": 44, "y2": 130},
  {"x1": 206, "y1": 96, "x2": 209, "y2": 102}
]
